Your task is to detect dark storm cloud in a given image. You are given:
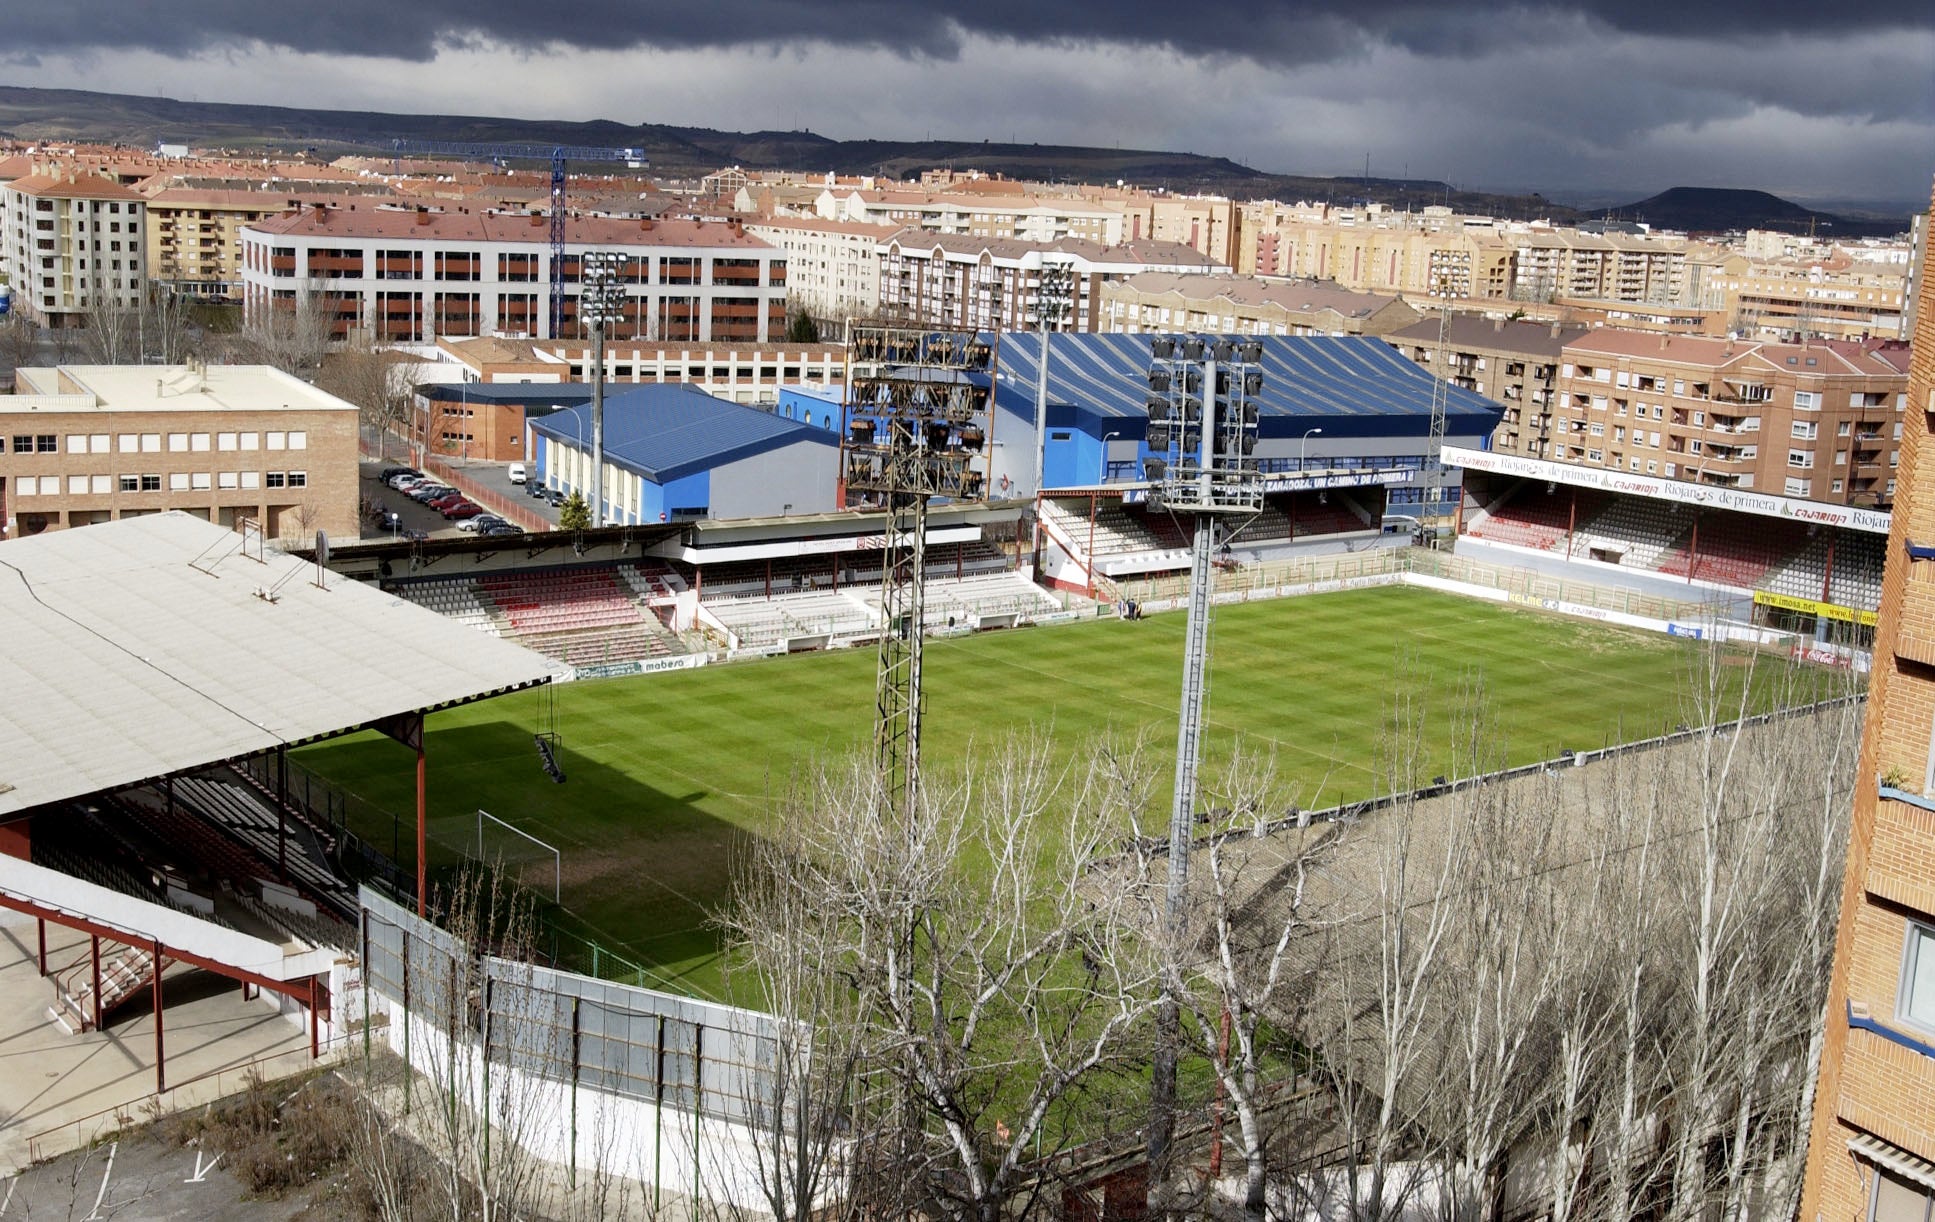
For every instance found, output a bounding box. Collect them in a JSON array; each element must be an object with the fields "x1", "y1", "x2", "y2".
[{"x1": 11, "y1": 0, "x2": 1932, "y2": 64}]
